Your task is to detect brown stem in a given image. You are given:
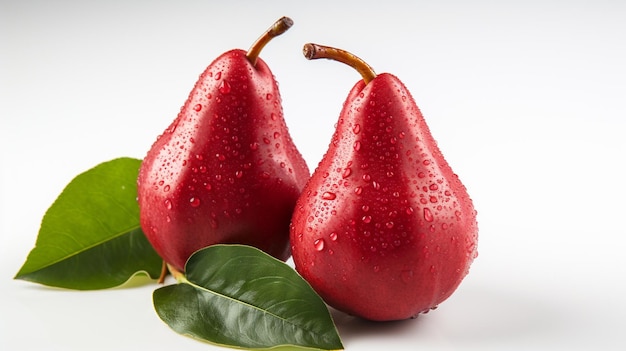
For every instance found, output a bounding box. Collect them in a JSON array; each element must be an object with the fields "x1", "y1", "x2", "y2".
[
  {"x1": 246, "y1": 16, "x2": 294, "y2": 66},
  {"x1": 157, "y1": 260, "x2": 168, "y2": 284},
  {"x1": 303, "y1": 43, "x2": 377, "y2": 84}
]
